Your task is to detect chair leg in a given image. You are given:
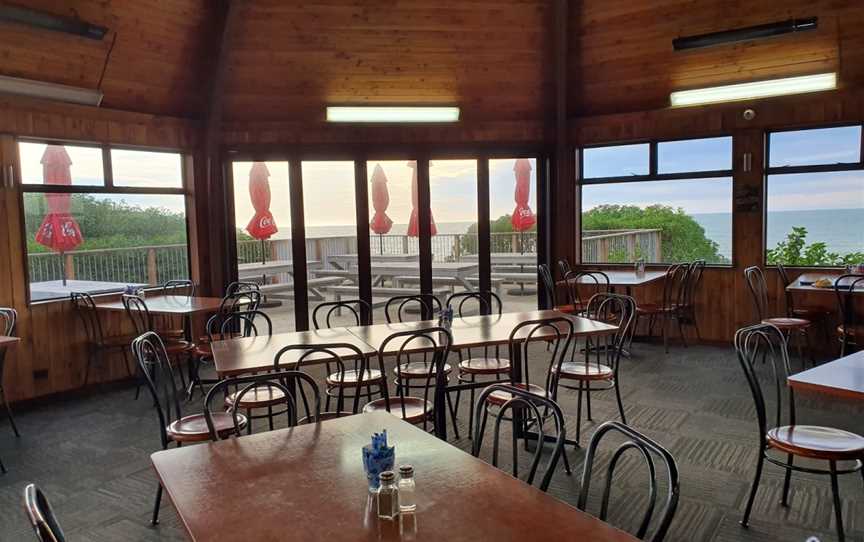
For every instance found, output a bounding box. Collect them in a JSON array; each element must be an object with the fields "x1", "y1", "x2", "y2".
[
  {"x1": 122, "y1": 347, "x2": 134, "y2": 379},
  {"x1": 560, "y1": 444, "x2": 572, "y2": 475},
  {"x1": 829, "y1": 460, "x2": 845, "y2": 542},
  {"x1": 741, "y1": 452, "x2": 765, "y2": 527},
  {"x1": 0, "y1": 385, "x2": 20, "y2": 438},
  {"x1": 83, "y1": 347, "x2": 95, "y2": 388},
  {"x1": 662, "y1": 314, "x2": 669, "y2": 354},
  {"x1": 585, "y1": 382, "x2": 592, "y2": 421},
  {"x1": 467, "y1": 374, "x2": 476, "y2": 439},
  {"x1": 780, "y1": 453, "x2": 793, "y2": 506},
  {"x1": 152, "y1": 484, "x2": 163, "y2": 525},
  {"x1": 575, "y1": 381, "x2": 584, "y2": 447},
  {"x1": 677, "y1": 317, "x2": 688, "y2": 349},
  {"x1": 0, "y1": 454, "x2": 5, "y2": 474},
  {"x1": 445, "y1": 391, "x2": 460, "y2": 439},
  {"x1": 614, "y1": 381, "x2": 626, "y2": 425}
]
